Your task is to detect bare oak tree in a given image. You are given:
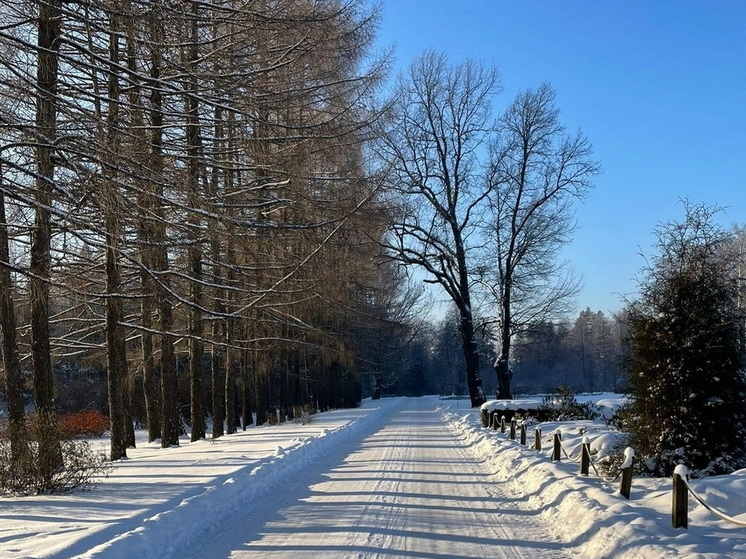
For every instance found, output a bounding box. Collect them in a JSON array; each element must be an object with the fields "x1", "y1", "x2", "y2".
[
  {"x1": 376, "y1": 52, "x2": 501, "y2": 407},
  {"x1": 485, "y1": 83, "x2": 598, "y2": 399}
]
